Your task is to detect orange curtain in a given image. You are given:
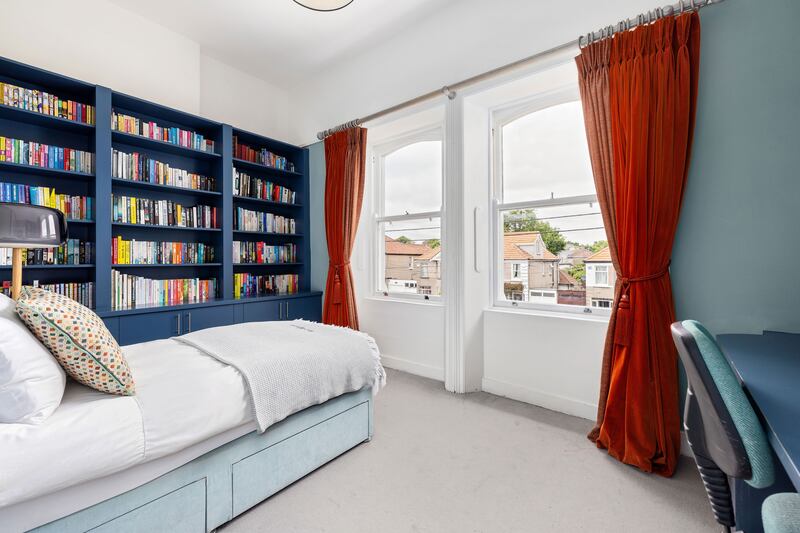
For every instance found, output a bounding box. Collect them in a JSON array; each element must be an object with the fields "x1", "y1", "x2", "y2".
[
  {"x1": 323, "y1": 127, "x2": 368, "y2": 329},
  {"x1": 576, "y1": 12, "x2": 701, "y2": 476}
]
